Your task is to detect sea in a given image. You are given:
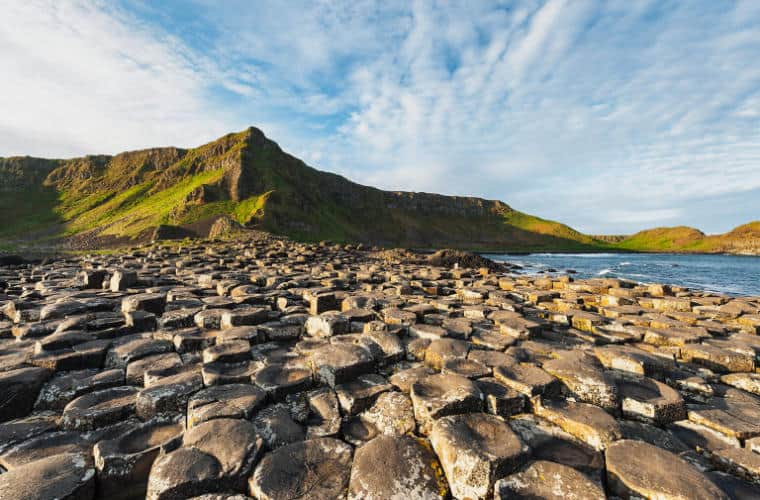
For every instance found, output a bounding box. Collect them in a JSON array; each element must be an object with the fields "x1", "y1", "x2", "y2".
[{"x1": 484, "y1": 253, "x2": 760, "y2": 297}]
